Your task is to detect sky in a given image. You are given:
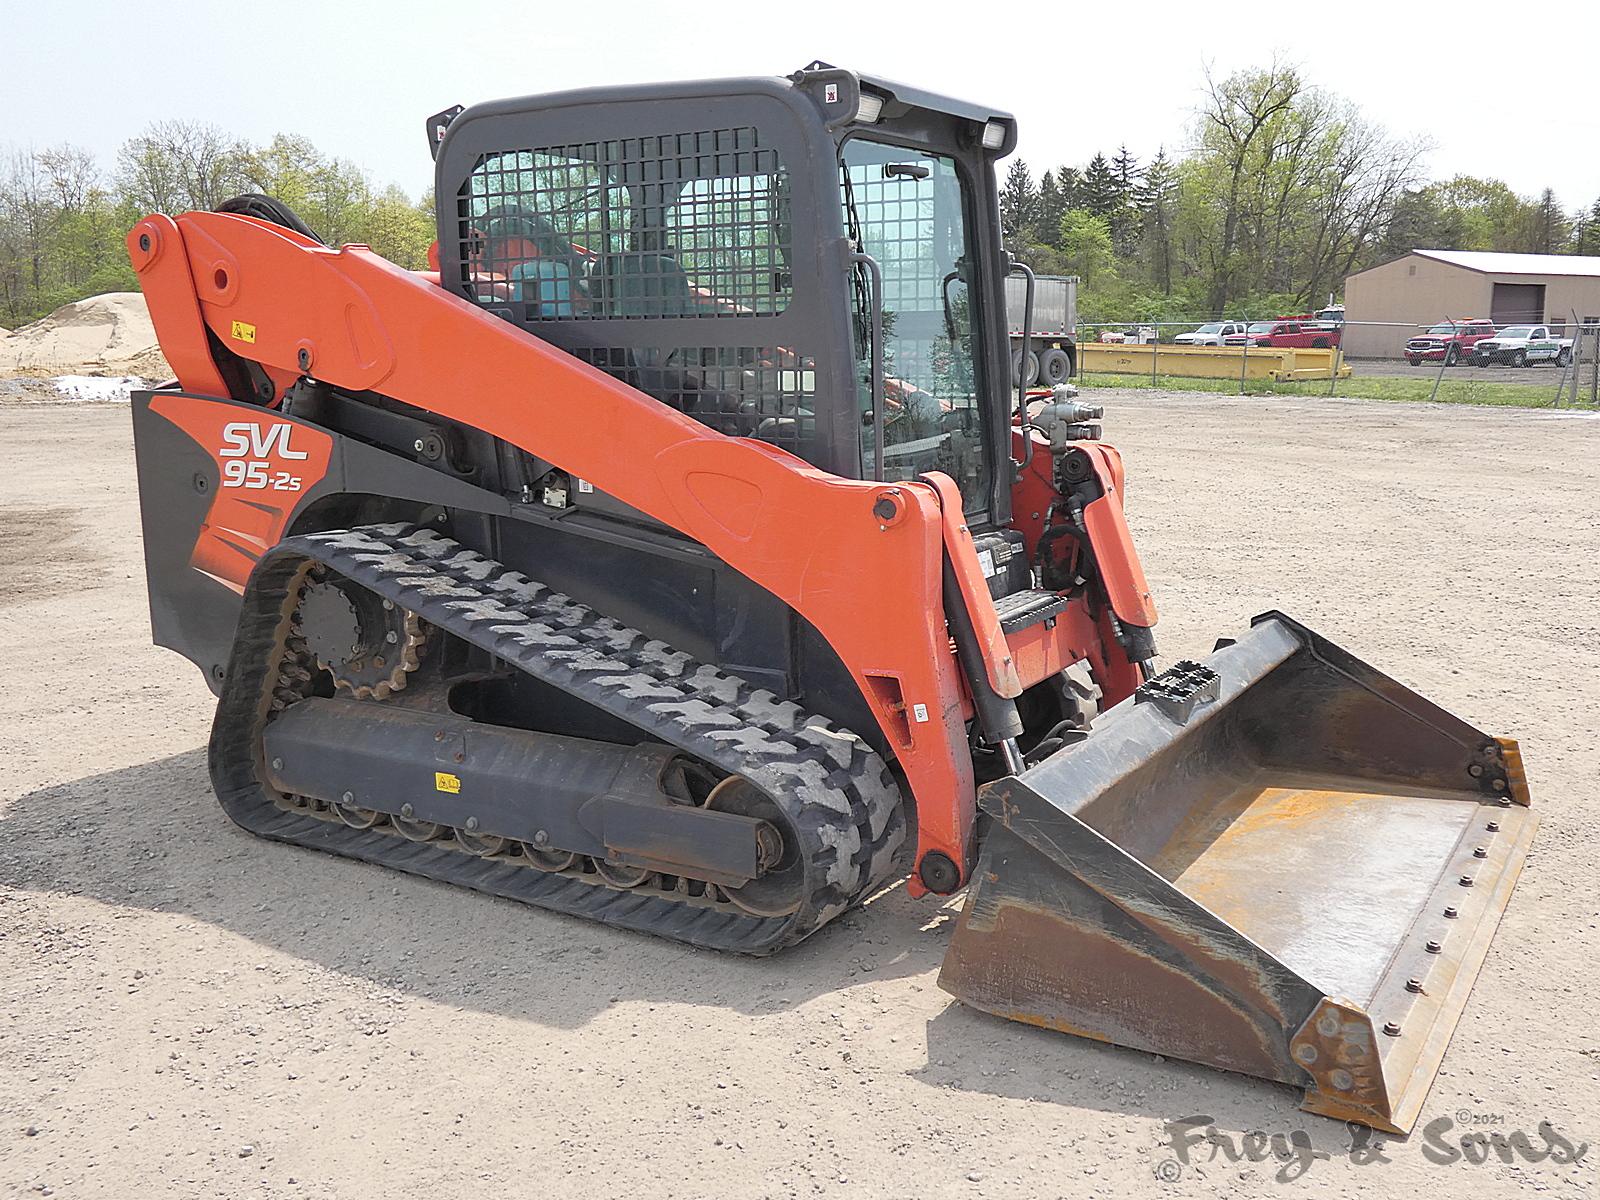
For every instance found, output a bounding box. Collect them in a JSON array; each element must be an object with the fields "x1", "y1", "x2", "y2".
[{"x1": 5, "y1": 0, "x2": 1595, "y2": 209}]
